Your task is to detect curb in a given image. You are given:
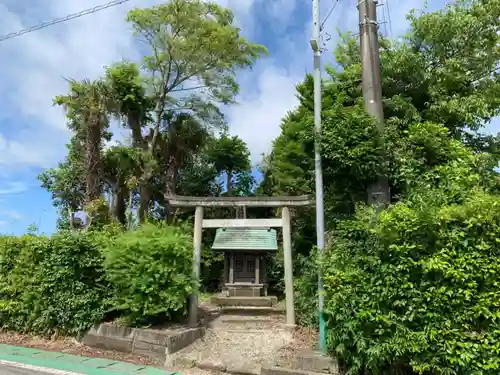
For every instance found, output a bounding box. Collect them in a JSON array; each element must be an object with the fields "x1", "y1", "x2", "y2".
[
  {"x1": 195, "y1": 359, "x2": 260, "y2": 375},
  {"x1": 0, "y1": 344, "x2": 177, "y2": 375}
]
